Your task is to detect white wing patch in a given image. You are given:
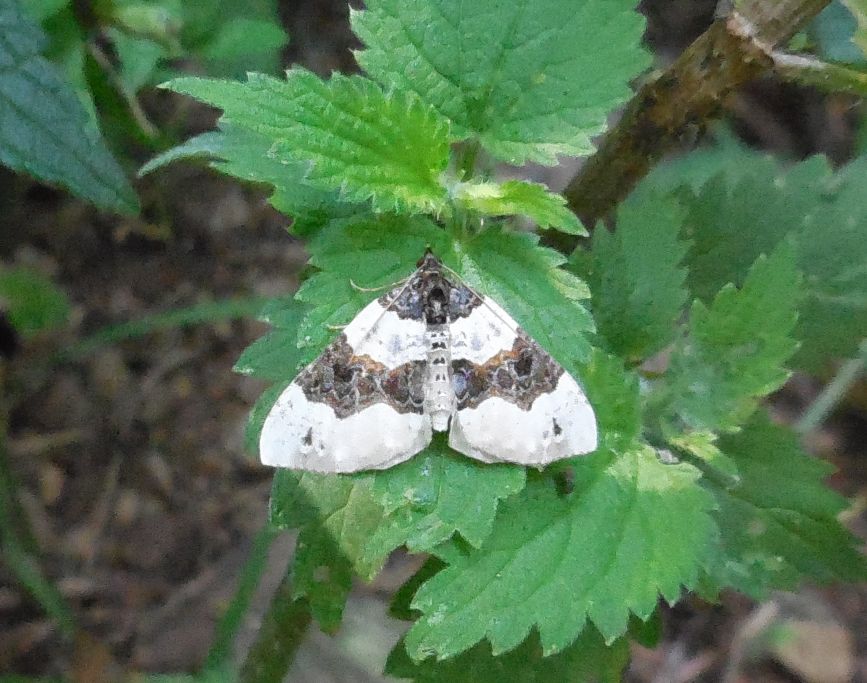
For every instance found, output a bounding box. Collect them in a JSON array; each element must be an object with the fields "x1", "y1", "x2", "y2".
[
  {"x1": 259, "y1": 295, "x2": 432, "y2": 473},
  {"x1": 448, "y1": 291, "x2": 596, "y2": 464},
  {"x1": 259, "y1": 251, "x2": 597, "y2": 473},
  {"x1": 449, "y1": 372, "x2": 597, "y2": 466},
  {"x1": 260, "y1": 384, "x2": 431, "y2": 472},
  {"x1": 449, "y1": 295, "x2": 518, "y2": 364},
  {"x1": 342, "y1": 297, "x2": 426, "y2": 368}
]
